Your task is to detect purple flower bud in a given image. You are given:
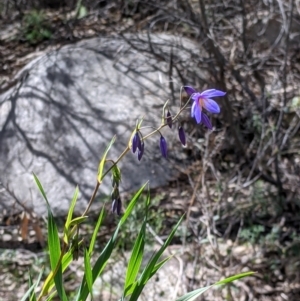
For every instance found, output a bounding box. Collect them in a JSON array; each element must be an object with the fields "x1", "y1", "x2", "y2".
[
  {"x1": 112, "y1": 197, "x2": 122, "y2": 215},
  {"x1": 138, "y1": 141, "x2": 144, "y2": 161},
  {"x1": 178, "y1": 126, "x2": 186, "y2": 146},
  {"x1": 166, "y1": 110, "x2": 172, "y2": 128},
  {"x1": 160, "y1": 136, "x2": 167, "y2": 158},
  {"x1": 137, "y1": 137, "x2": 142, "y2": 151},
  {"x1": 111, "y1": 186, "x2": 119, "y2": 200},
  {"x1": 132, "y1": 131, "x2": 141, "y2": 154}
]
